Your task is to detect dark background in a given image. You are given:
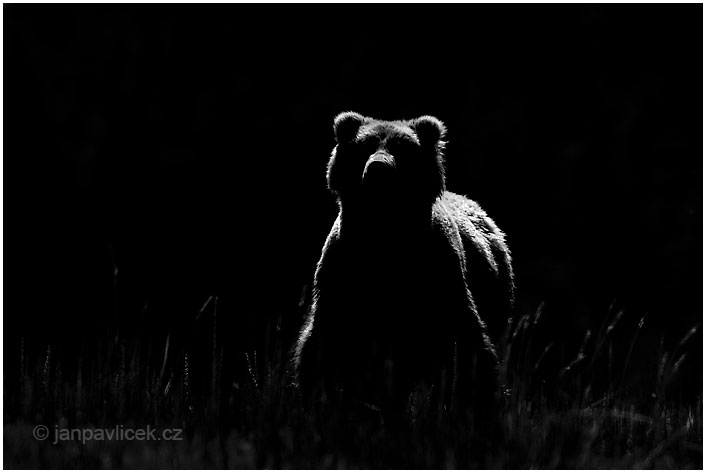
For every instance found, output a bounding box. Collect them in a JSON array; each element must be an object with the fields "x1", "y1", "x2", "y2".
[{"x1": 4, "y1": 5, "x2": 702, "y2": 394}]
